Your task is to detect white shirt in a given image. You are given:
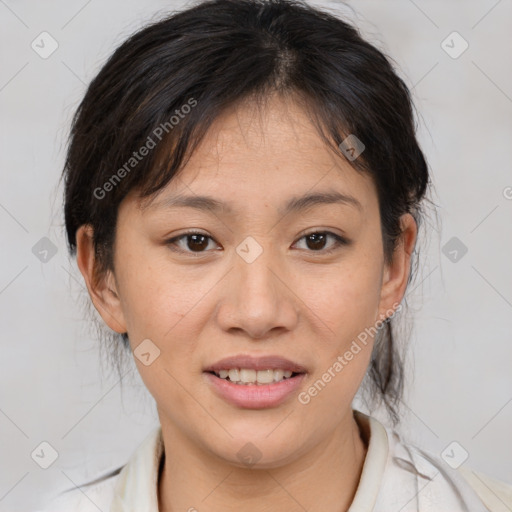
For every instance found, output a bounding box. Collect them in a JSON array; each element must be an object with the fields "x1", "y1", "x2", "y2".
[{"x1": 36, "y1": 411, "x2": 512, "y2": 511}]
